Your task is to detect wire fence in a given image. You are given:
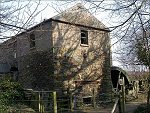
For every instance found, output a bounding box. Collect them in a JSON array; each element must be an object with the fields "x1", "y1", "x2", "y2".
[
  {"x1": 0, "y1": 88, "x2": 147, "y2": 113},
  {"x1": 0, "y1": 89, "x2": 114, "y2": 113}
]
